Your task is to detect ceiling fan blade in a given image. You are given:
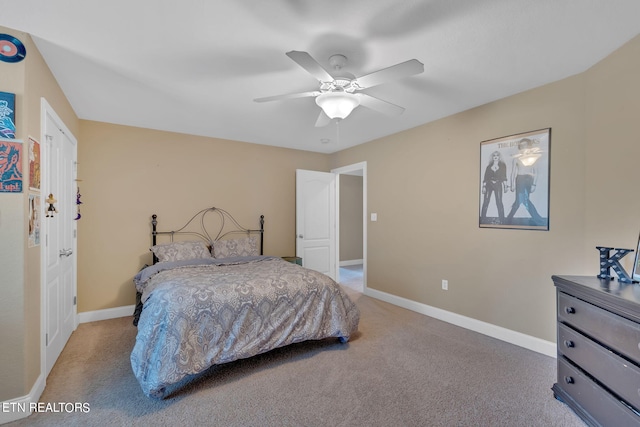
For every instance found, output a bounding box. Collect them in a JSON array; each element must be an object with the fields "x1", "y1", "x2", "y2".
[
  {"x1": 356, "y1": 59, "x2": 424, "y2": 89},
  {"x1": 358, "y1": 93, "x2": 405, "y2": 116},
  {"x1": 314, "y1": 111, "x2": 331, "y2": 127},
  {"x1": 286, "y1": 51, "x2": 334, "y2": 82},
  {"x1": 254, "y1": 91, "x2": 320, "y2": 103}
]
